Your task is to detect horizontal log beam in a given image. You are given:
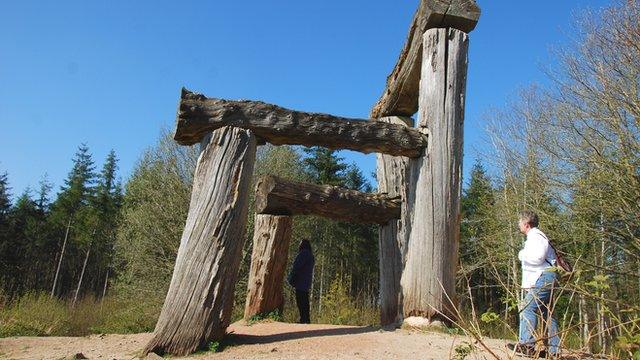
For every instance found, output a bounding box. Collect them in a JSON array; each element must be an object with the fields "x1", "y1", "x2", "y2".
[
  {"x1": 174, "y1": 88, "x2": 428, "y2": 158},
  {"x1": 370, "y1": 0, "x2": 480, "y2": 118},
  {"x1": 255, "y1": 175, "x2": 401, "y2": 225}
]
